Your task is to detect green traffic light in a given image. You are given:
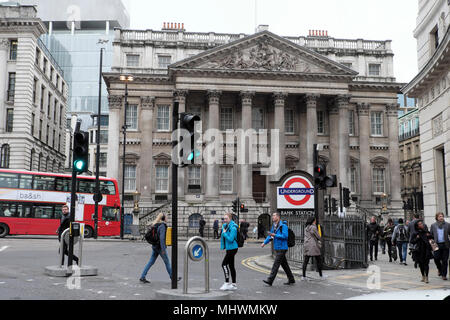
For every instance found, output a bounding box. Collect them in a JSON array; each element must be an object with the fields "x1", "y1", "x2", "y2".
[
  {"x1": 187, "y1": 150, "x2": 201, "y2": 161},
  {"x1": 74, "y1": 160, "x2": 86, "y2": 171}
]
